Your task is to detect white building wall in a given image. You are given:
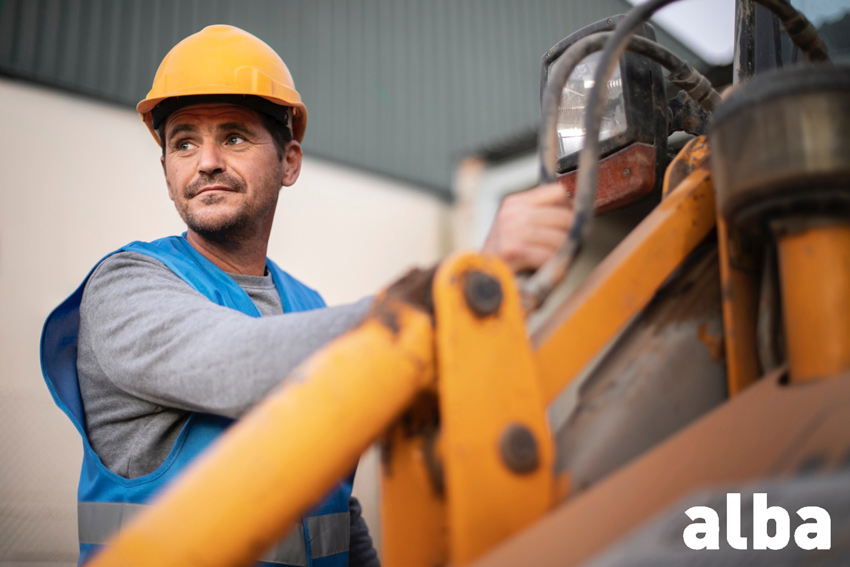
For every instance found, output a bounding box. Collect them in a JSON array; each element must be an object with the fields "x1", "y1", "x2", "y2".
[{"x1": 0, "y1": 77, "x2": 447, "y2": 564}]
